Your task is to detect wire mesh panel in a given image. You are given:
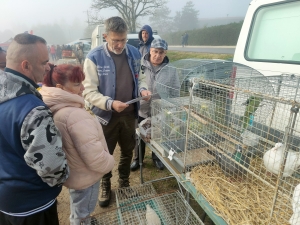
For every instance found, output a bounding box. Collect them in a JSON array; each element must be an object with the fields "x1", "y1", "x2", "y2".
[
  {"x1": 150, "y1": 59, "x2": 300, "y2": 224},
  {"x1": 81, "y1": 184, "x2": 204, "y2": 225},
  {"x1": 115, "y1": 183, "x2": 158, "y2": 207},
  {"x1": 188, "y1": 76, "x2": 300, "y2": 224},
  {"x1": 151, "y1": 61, "x2": 268, "y2": 172}
]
